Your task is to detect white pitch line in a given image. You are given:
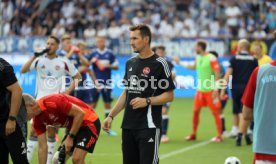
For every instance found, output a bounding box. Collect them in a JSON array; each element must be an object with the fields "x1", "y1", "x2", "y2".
[{"x1": 159, "y1": 140, "x2": 212, "y2": 160}]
